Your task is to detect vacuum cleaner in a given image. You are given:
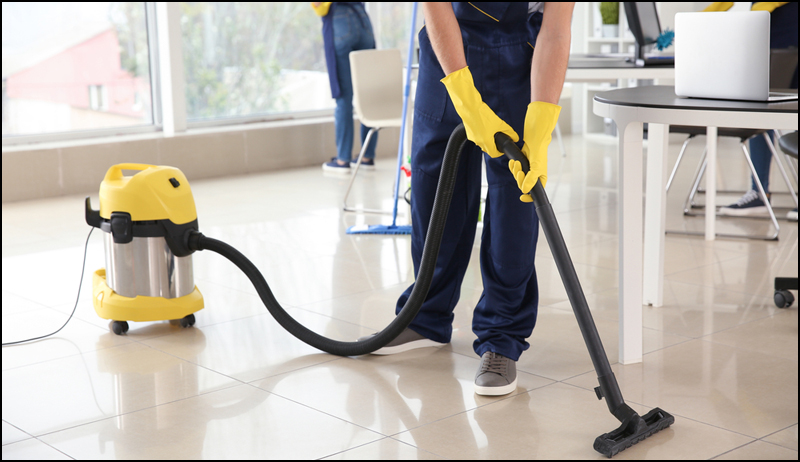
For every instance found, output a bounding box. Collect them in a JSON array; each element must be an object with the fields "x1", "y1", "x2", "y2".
[
  {"x1": 84, "y1": 163, "x2": 203, "y2": 335},
  {"x1": 85, "y1": 125, "x2": 673, "y2": 457}
]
